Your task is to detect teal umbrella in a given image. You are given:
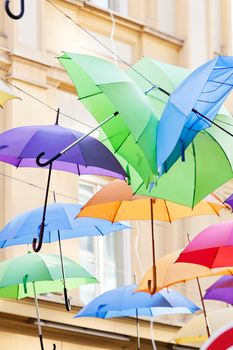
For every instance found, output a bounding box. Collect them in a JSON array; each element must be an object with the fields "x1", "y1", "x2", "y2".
[{"x1": 0, "y1": 253, "x2": 97, "y2": 350}]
